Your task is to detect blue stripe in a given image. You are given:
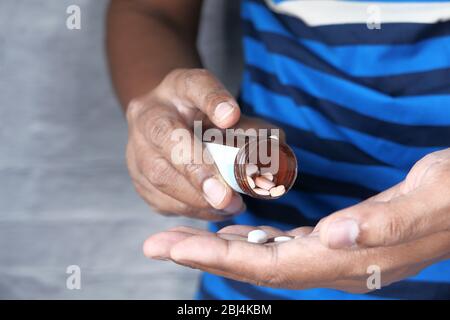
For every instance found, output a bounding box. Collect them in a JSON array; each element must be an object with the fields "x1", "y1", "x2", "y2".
[
  {"x1": 243, "y1": 37, "x2": 450, "y2": 127},
  {"x1": 241, "y1": 100, "x2": 390, "y2": 167},
  {"x1": 215, "y1": 193, "x2": 350, "y2": 239},
  {"x1": 243, "y1": 1, "x2": 450, "y2": 77},
  {"x1": 262, "y1": 118, "x2": 388, "y2": 166},
  {"x1": 202, "y1": 273, "x2": 250, "y2": 300},
  {"x1": 201, "y1": 273, "x2": 450, "y2": 300},
  {"x1": 241, "y1": 71, "x2": 444, "y2": 169},
  {"x1": 293, "y1": 147, "x2": 404, "y2": 192},
  {"x1": 299, "y1": 37, "x2": 450, "y2": 77},
  {"x1": 275, "y1": 190, "x2": 361, "y2": 219},
  {"x1": 244, "y1": 0, "x2": 450, "y2": 45},
  {"x1": 243, "y1": 19, "x2": 450, "y2": 97}
]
